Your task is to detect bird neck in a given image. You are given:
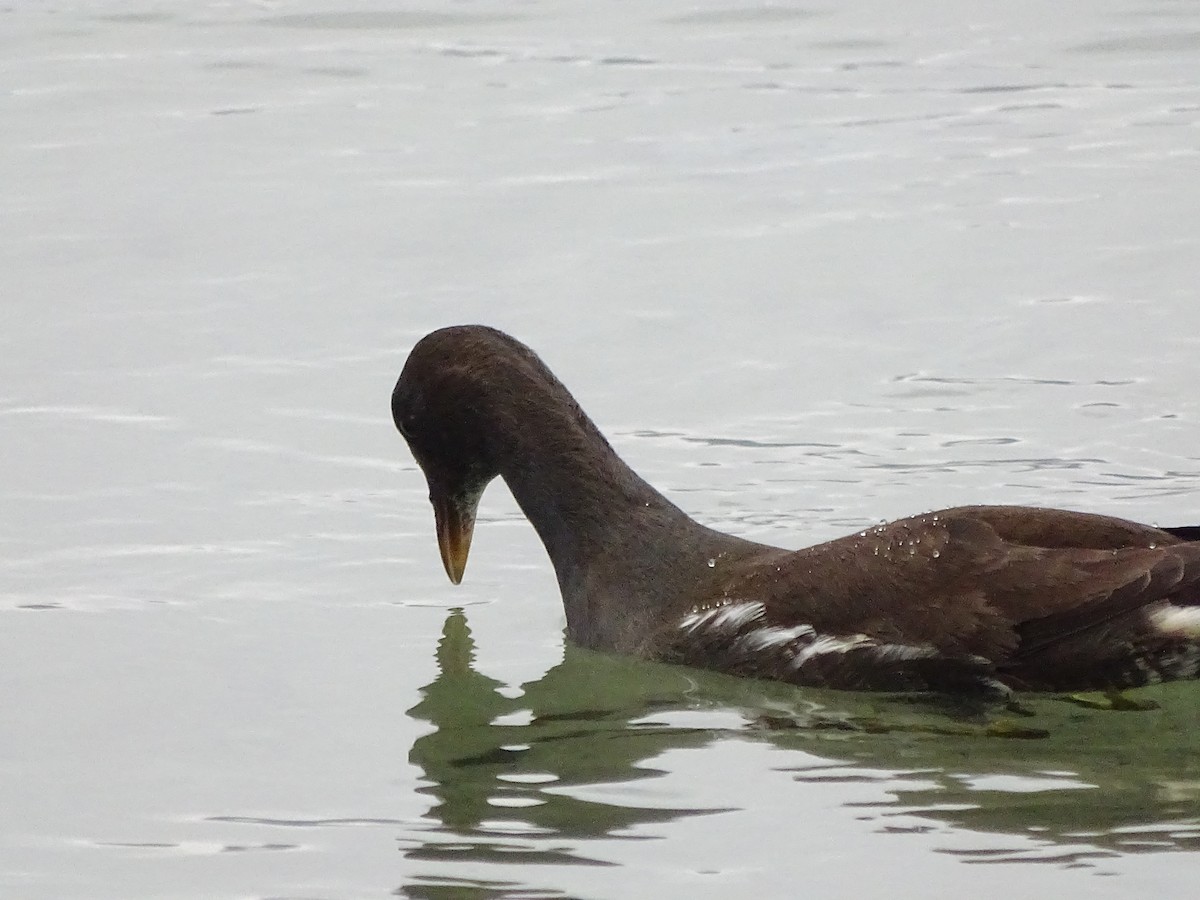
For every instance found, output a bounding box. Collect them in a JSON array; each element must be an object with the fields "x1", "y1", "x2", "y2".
[{"x1": 492, "y1": 397, "x2": 767, "y2": 650}]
